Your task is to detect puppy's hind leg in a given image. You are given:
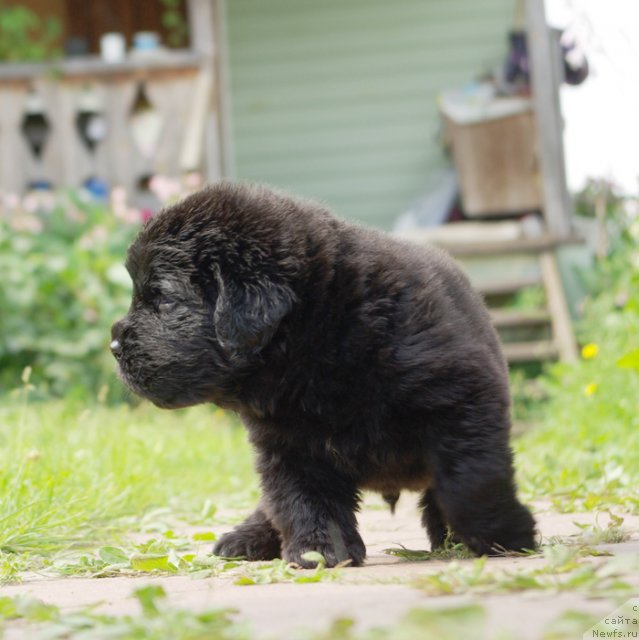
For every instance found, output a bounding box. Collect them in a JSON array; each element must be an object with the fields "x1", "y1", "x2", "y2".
[
  {"x1": 418, "y1": 487, "x2": 449, "y2": 551},
  {"x1": 432, "y1": 433, "x2": 536, "y2": 556},
  {"x1": 213, "y1": 506, "x2": 282, "y2": 561}
]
